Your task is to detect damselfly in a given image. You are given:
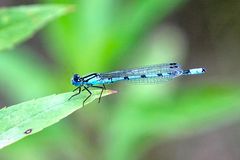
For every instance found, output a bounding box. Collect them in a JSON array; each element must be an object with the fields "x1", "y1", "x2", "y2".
[{"x1": 69, "y1": 63, "x2": 206, "y2": 105}]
